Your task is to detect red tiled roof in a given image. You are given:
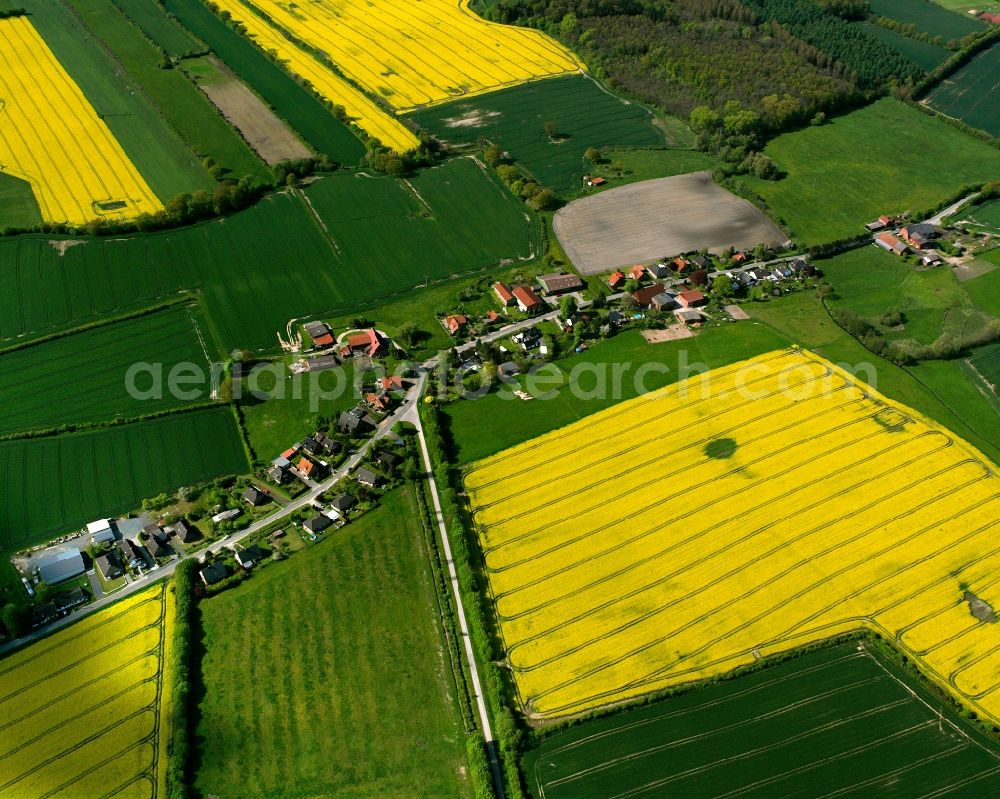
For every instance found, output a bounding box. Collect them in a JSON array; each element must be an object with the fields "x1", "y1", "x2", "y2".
[
  {"x1": 380, "y1": 375, "x2": 403, "y2": 391},
  {"x1": 676, "y1": 290, "x2": 705, "y2": 307},
  {"x1": 445, "y1": 314, "x2": 468, "y2": 333},
  {"x1": 632, "y1": 283, "x2": 665, "y2": 306},
  {"x1": 485, "y1": 310, "x2": 499, "y2": 322},
  {"x1": 513, "y1": 285, "x2": 542, "y2": 309},
  {"x1": 313, "y1": 332, "x2": 335, "y2": 347},
  {"x1": 590, "y1": 177, "x2": 607, "y2": 186},
  {"x1": 609, "y1": 270, "x2": 625, "y2": 286},
  {"x1": 347, "y1": 333, "x2": 369, "y2": 348},
  {"x1": 494, "y1": 282, "x2": 514, "y2": 303},
  {"x1": 347, "y1": 328, "x2": 385, "y2": 356},
  {"x1": 628, "y1": 264, "x2": 645, "y2": 280},
  {"x1": 281, "y1": 447, "x2": 297, "y2": 459},
  {"x1": 297, "y1": 457, "x2": 315, "y2": 476}
]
